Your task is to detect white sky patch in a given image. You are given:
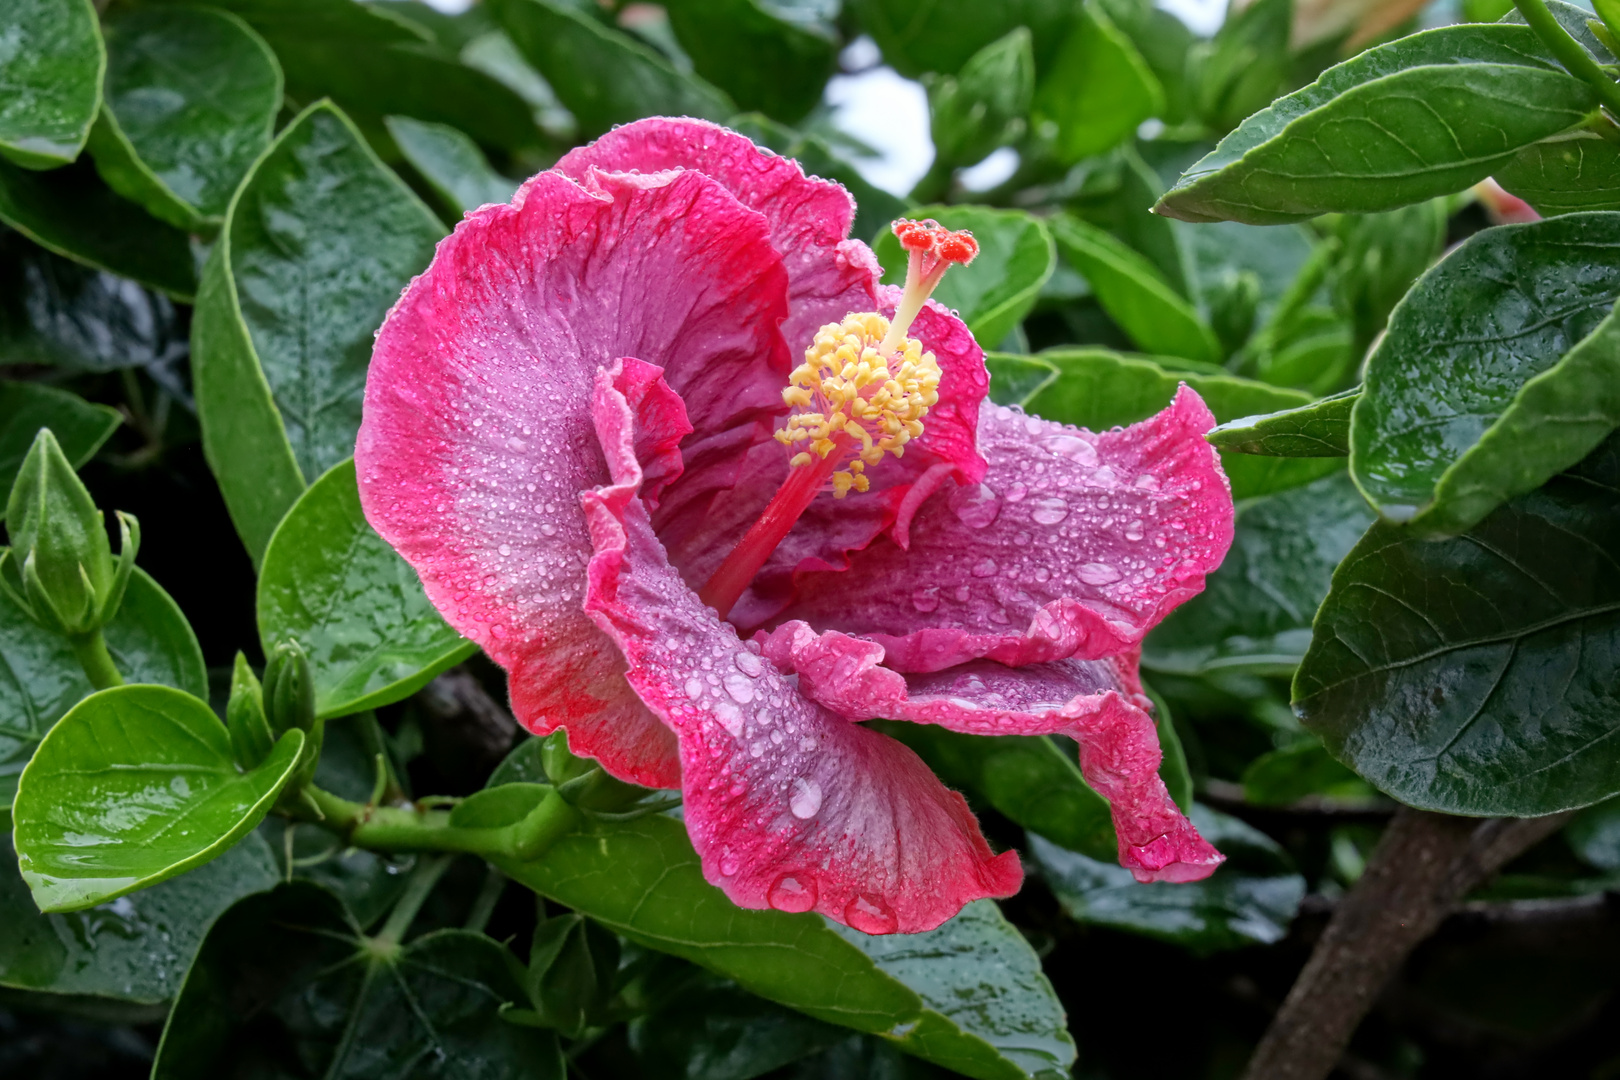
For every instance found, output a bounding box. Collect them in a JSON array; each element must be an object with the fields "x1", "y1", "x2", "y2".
[
  {"x1": 959, "y1": 147, "x2": 1019, "y2": 192},
  {"x1": 824, "y1": 65, "x2": 934, "y2": 197},
  {"x1": 1158, "y1": 0, "x2": 1228, "y2": 35}
]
